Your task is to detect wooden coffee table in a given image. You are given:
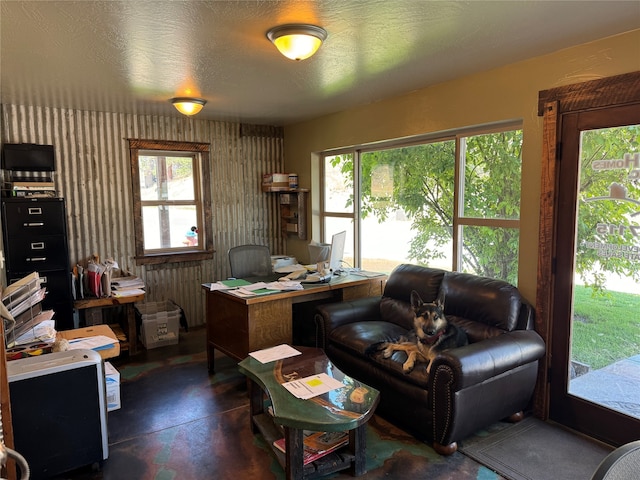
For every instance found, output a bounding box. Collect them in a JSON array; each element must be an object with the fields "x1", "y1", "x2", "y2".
[{"x1": 238, "y1": 347, "x2": 380, "y2": 480}]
